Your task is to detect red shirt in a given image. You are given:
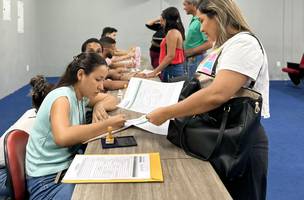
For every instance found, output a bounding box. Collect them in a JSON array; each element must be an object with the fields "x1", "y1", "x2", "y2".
[{"x1": 159, "y1": 38, "x2": 185, "y2": 65}]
